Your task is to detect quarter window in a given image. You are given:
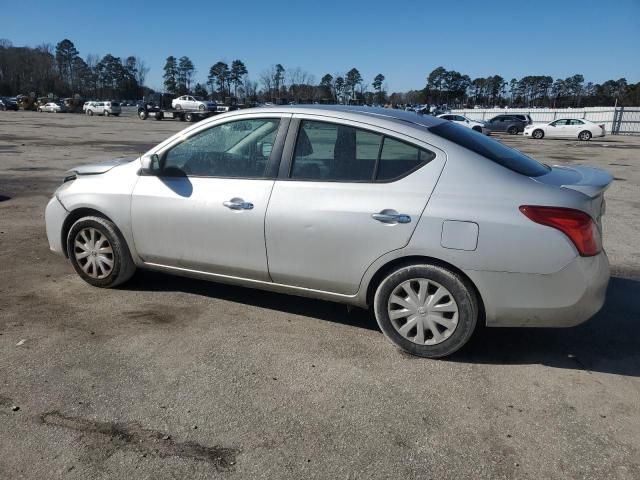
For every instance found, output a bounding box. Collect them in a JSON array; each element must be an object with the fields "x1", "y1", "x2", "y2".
[
  {"x1": 377, "y1": 137, "x2": 436, "y2": 181},
  {"x1": 290, "y1": 120, "x2": 435, "y2": 182},
  {"x1": 162, "y1": 118, "x2": 280, "y2": 178}
]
